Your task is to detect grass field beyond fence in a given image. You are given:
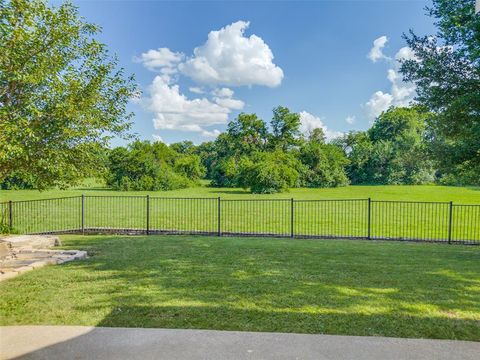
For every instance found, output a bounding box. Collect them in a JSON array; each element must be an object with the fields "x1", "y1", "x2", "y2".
[
  {"x1": 1, "y1": 235, "x2": 479, "y2": 340},
  {"x1": 1, "y1": 194, "x2": 479, "y2": 243}
]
